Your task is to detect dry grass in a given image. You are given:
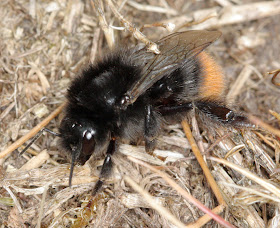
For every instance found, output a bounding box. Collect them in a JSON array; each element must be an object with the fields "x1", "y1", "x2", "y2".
[{"x1": 1, "y1": 0, "x2": 280, "y2": 227}]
